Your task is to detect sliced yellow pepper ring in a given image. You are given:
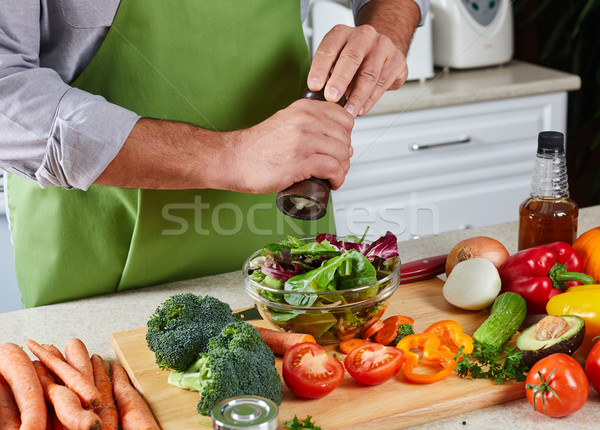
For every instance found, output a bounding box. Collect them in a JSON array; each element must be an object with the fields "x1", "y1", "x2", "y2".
[
  {"x1": 423, "y1": 320, "x2": 474, "y2": 359},
  {"x1": 396, "y1": 332, "x2": 456, "y2": 384}
]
